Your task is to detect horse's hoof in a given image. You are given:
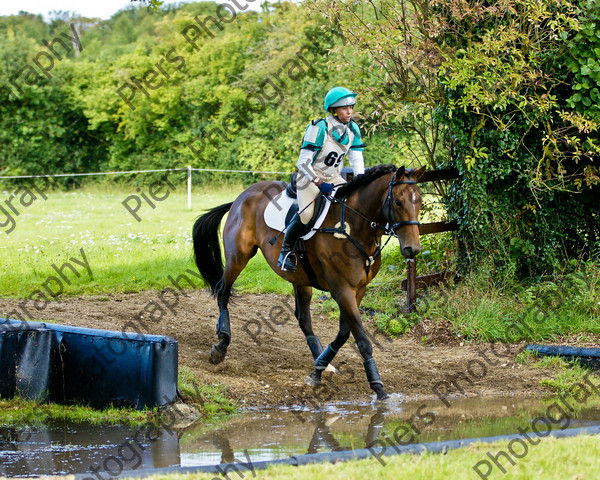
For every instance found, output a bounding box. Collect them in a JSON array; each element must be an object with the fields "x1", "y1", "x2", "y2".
[
  {"x1": 305, "y1": 372, "x2": 321, "y2": 387},
  {"x1": 209, "y1": 345, "x2": 226, "y2": 364},
  {"x1": 325, "y1": 364, "x2": 338, "y2": 374},
  {"x1": 376, "y1": 391, "x2": 390, "y2": 401}
]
